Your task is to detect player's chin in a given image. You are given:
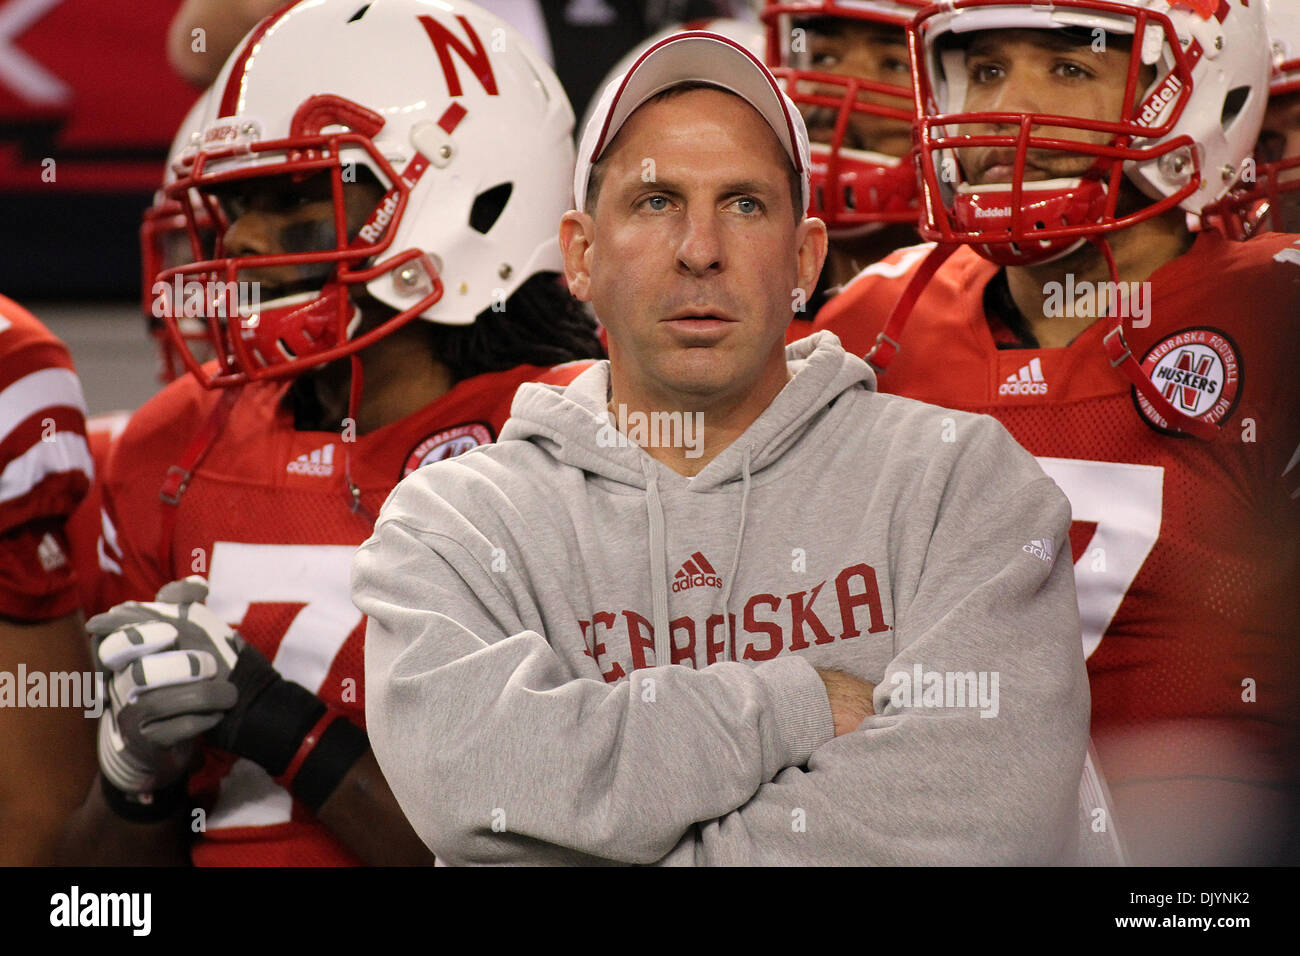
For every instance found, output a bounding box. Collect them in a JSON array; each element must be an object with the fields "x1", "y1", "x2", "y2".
[{"x1": 853, "y1": 125, "x2": 911, "y2": 158}]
